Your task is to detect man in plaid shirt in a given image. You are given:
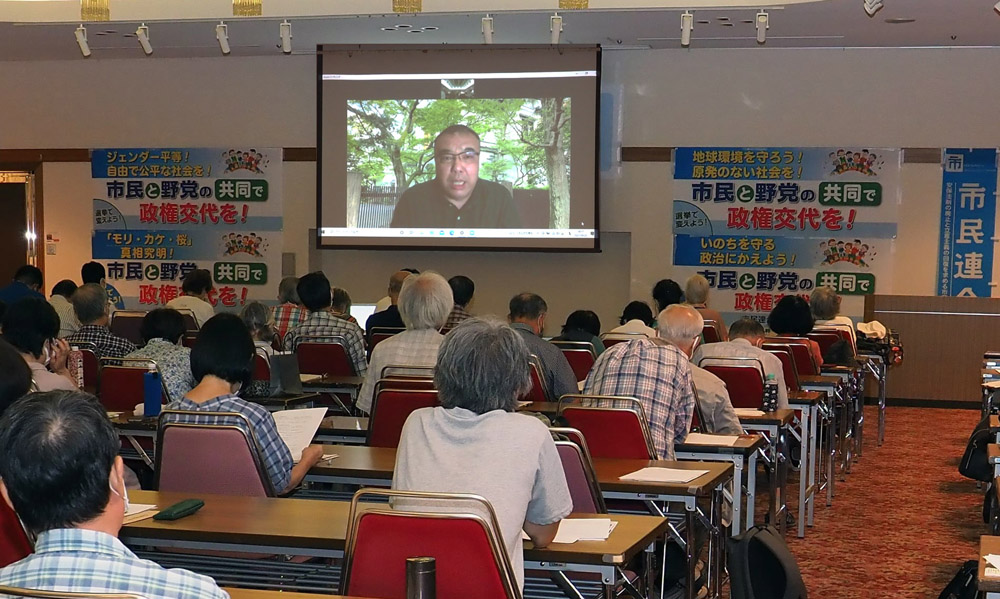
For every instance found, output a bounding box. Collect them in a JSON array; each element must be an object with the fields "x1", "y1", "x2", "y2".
[
  {"x1": 284, "y1": 272, "x2": 368, "y2": 376},
  {"x1": 443, "y1": 275, "x2": 475, "y2": 329},
  {"x1": 583, "y1": 304, "x2": 699, "y2": 460},
  {"x1": 65, "y1": 284, "x2": 136, "y2": 359},
  {"x1": 0, "y1": 391, "x2": 227, "y2": 599}
]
